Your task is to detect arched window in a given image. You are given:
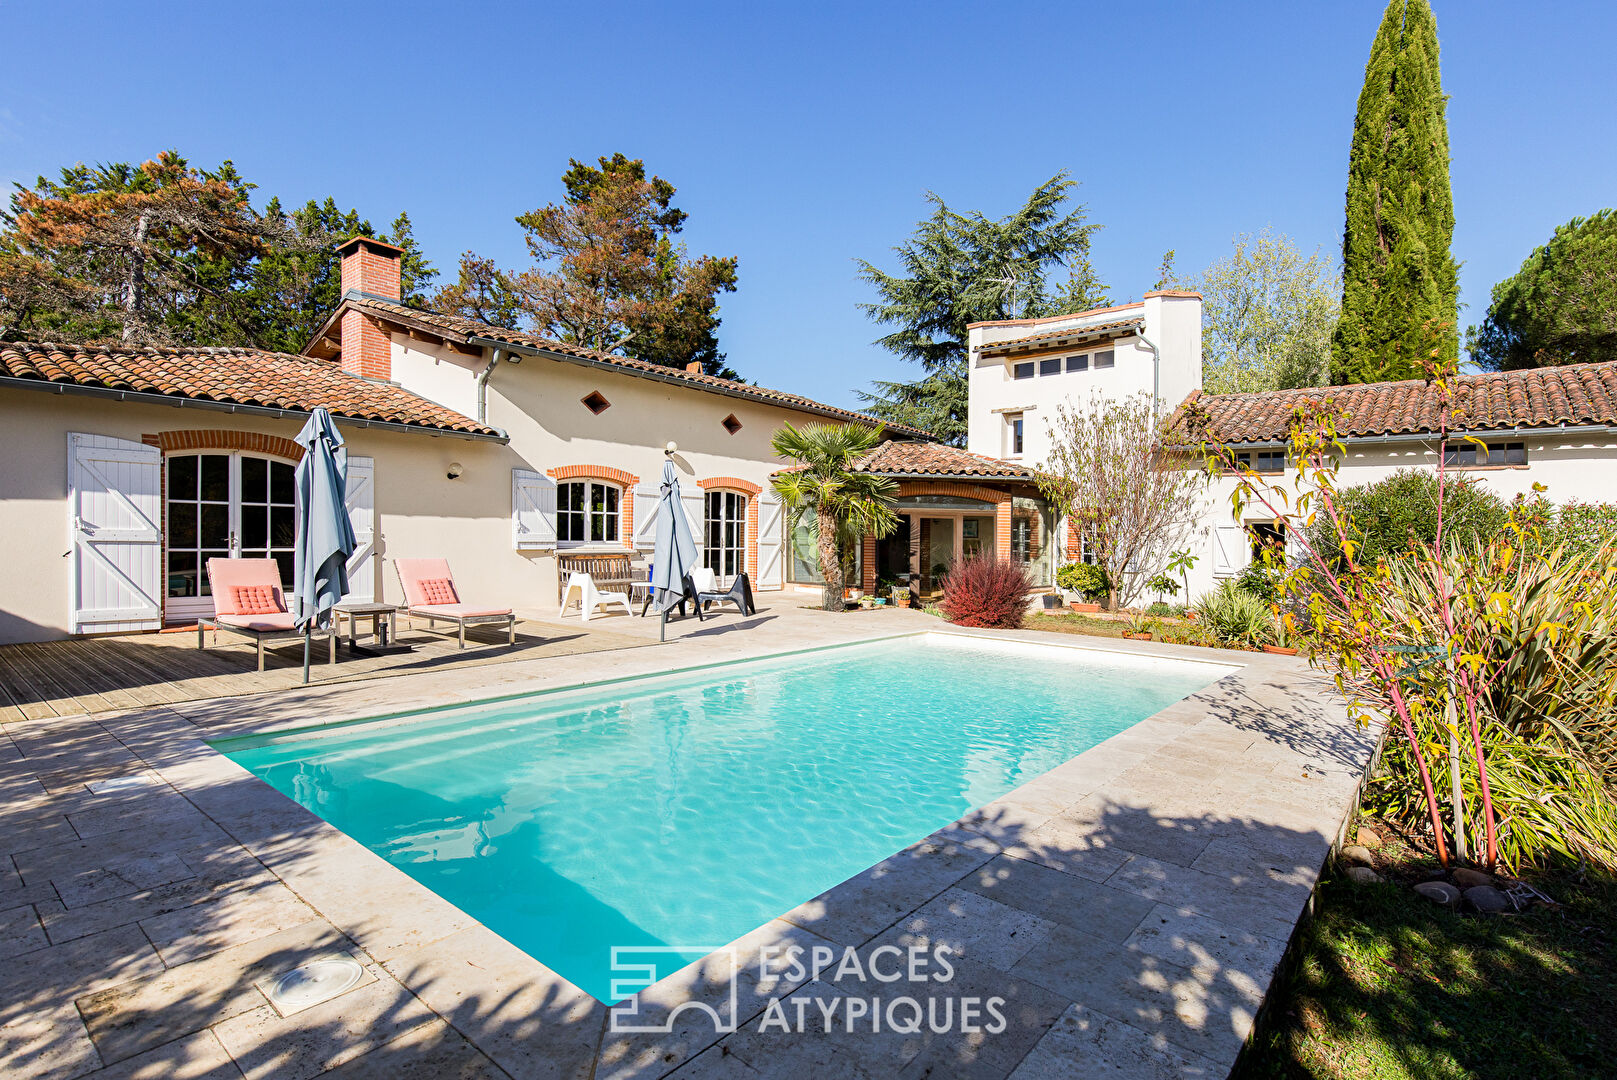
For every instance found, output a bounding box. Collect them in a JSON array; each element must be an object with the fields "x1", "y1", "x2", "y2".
[
  {"x1": 704, "y1": 490, "x2": 747, "y2": 581},
  {"x1": 557, "y1": 480, "x2": 621, "y2": 545}
]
